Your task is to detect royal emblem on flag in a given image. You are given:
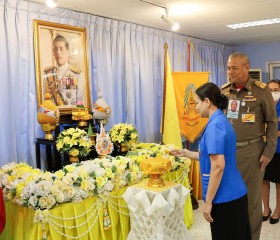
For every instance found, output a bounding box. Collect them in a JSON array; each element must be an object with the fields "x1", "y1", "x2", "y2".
[{"x1": 173, "y1": 72, "x2": 209, "y2": 143}]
